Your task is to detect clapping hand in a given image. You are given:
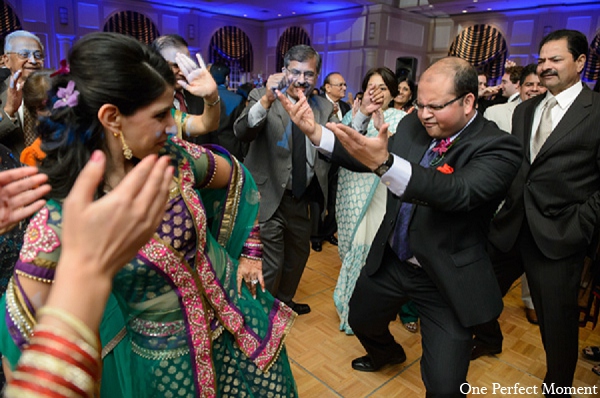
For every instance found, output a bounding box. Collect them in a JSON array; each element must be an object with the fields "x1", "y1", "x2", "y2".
[
  {"x1": 360, "y1": 83, "x2": 385, "y2": 116},
  {"x1": 276, "y1": 90, "x2": 322, "y2": 144},
  {"x1": 325, "y1": 121, "x2": 390, "y2": 171},
  {"x1": 0, "y1": 166, "x2": 50, "y2": 233},
  {"x1": 4, "y1": 70, "x2": 23, "y2": 118},
  {"x1": 175, "y1": 53, "x2": 218, "y2": 100},
  {"x1": 61, "y1": 151, "x2": 173, "y2": 278}
]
